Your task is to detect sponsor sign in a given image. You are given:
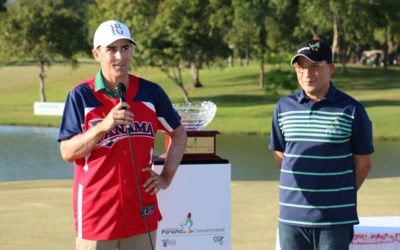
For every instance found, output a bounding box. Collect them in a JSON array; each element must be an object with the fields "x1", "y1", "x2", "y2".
[
  {"x1": 154, "y1": 163, "x2": 231, "y2": 249},
  {"x1": 34, "y1": 102, "x2": 65, "y2": 116}
]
